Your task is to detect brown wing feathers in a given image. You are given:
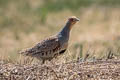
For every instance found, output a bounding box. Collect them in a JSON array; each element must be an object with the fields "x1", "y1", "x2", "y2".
[{"x1": 19, "y1": 37, "x2": 60, "y2": 58}]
